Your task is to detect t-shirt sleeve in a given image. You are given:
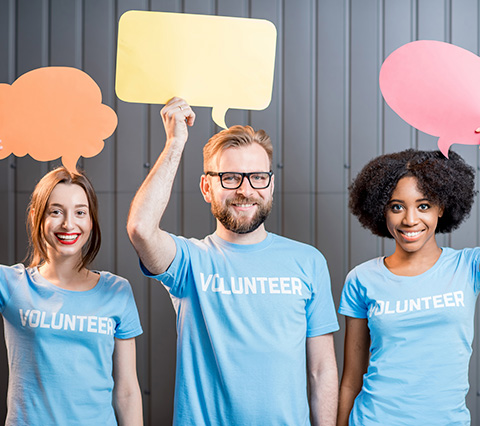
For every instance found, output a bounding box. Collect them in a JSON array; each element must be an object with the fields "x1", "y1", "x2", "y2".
[
  {"x1": 0, "y1": 264, "x2": 23, "y2": 313},
  {"x1": 338, "y1": 268, "x2": 368, "y2": 319},
  {"x1": 115, "y1": 280, "x2": 143, "y2": 339},
  {"x1": 467, "y1": 247, "x2": 480, "y2": 295},
  {"x1": 140, "y1": 234, "x2": 193, "y2": 298},
  {"x1": 306, "y1": 254, "x2": 339, "y2": 337}
]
